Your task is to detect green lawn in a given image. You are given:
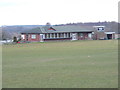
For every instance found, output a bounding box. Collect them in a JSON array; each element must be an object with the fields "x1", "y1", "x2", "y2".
[{"x1": 2, "y1": 40, "x2": 118, "y2": 88}]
